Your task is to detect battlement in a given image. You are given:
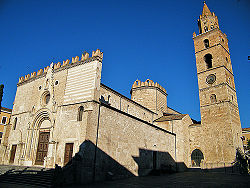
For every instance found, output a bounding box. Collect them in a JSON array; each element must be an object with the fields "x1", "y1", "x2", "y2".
[
  {"x1": 131, "y1": 79, "x2": 166, "y2": 94},
  {"x1": 18, "y1": 49, "x2": 103, "y2": 84}
]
